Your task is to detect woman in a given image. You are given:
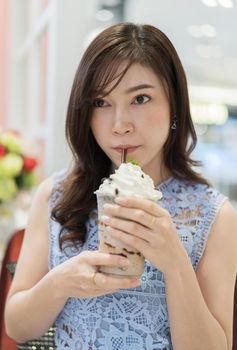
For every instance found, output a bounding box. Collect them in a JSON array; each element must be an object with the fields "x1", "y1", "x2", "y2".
[{"x1": 5, "y1": 23, "x2": 237, "y2": 350}]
